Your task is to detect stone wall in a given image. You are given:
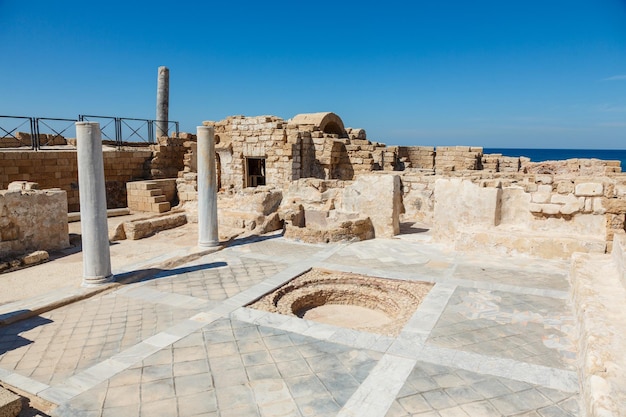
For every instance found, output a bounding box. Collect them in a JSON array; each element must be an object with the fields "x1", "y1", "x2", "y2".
[
  {"x1": 570, "y1": 240, "x2": 626, "y2": 416},
  {"x1": 427, "y1": 175, "x2": 626, "y2": 258},
  {"x1": 148, "y1": 136, "x2": 188, "y2": 179},
  {"x1": 0, "y1": 149, "x2": 152, "y2": 211},
  {"x1": 0, "y1": 184, "x2": 69, "y2": 260},
  {"x1": 522, "y1": 158, "x2": 622, "y2": 176},
  {"x1": 434, "y1": 146, "x2": 483, "y2": 173},
  {"x1": 342, "y1": 174, "x2": 402, "y2": 238},
  {"x1": 397, "y1": 146, "x2": 435, "y2": 170}
]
